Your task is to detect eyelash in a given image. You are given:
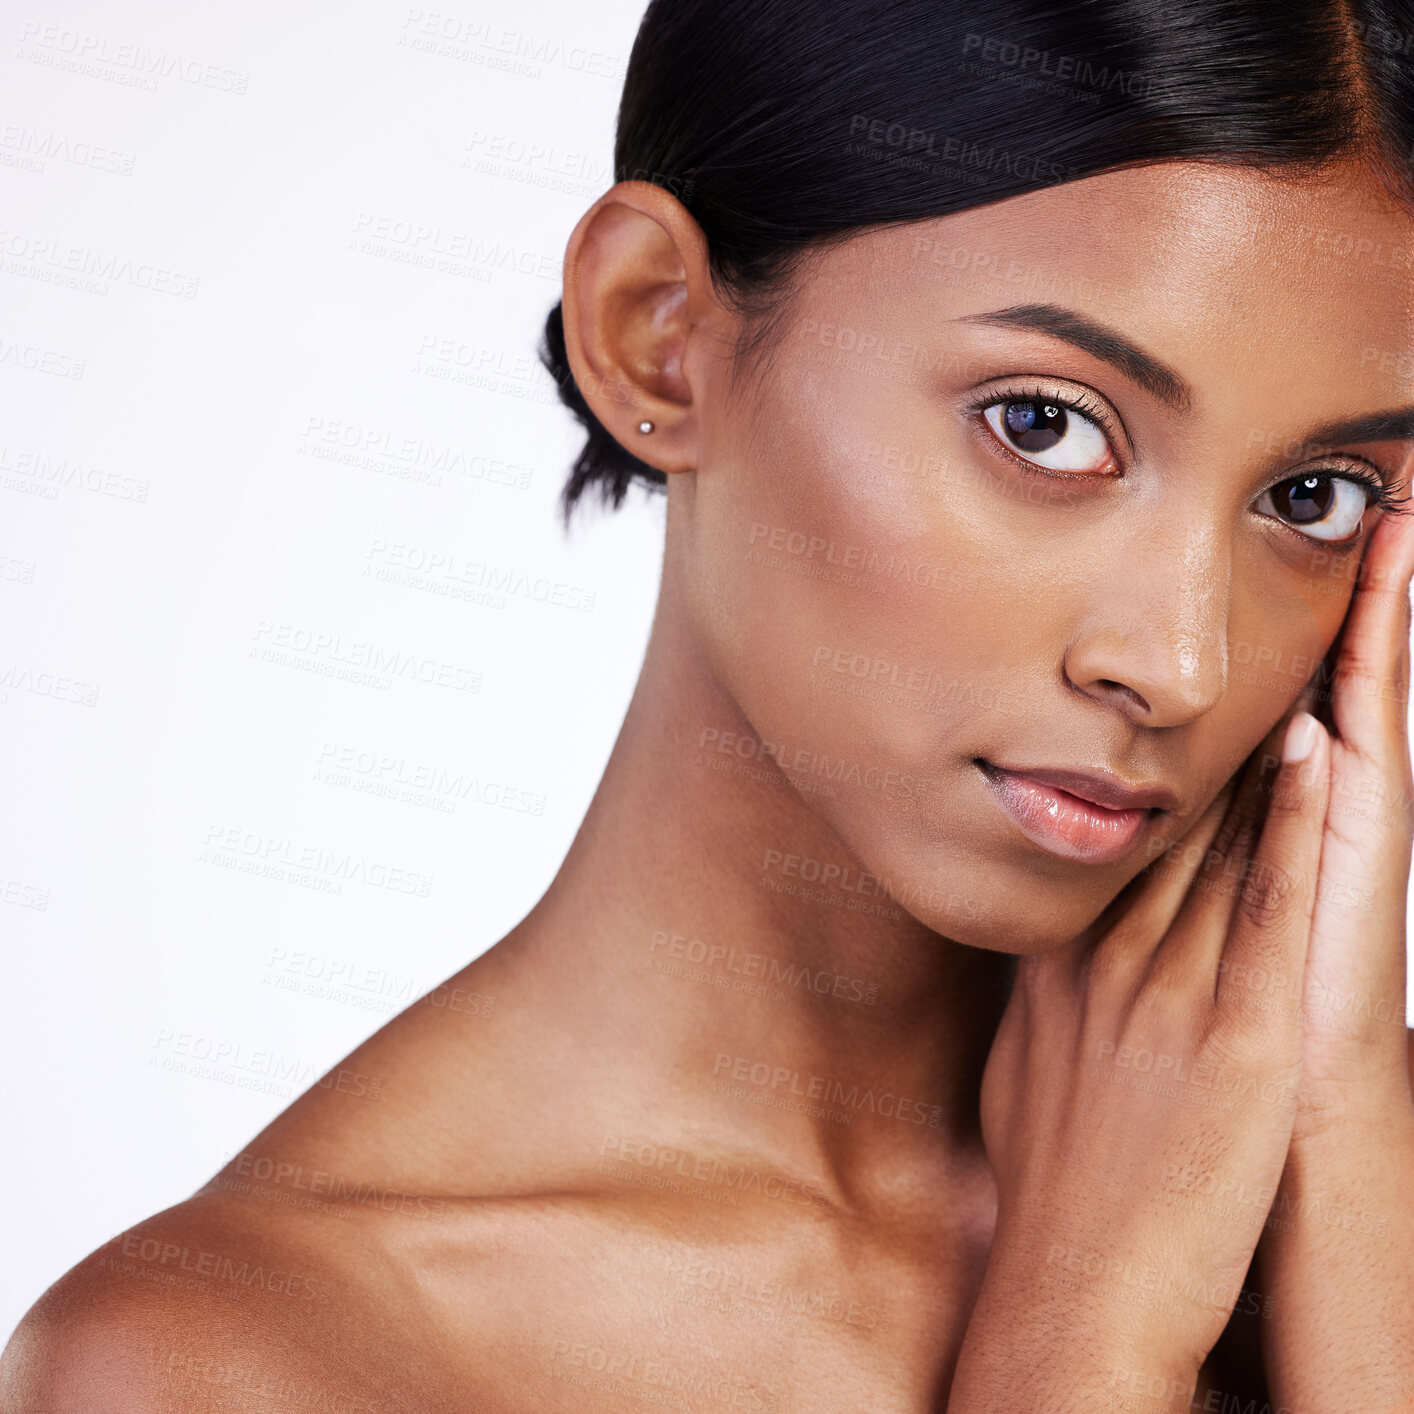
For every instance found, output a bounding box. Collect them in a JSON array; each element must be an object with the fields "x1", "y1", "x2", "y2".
[
  {"x1": 967, "y1": 381, "x2": 1119, "y2": 441},
  {"x1": 966, "y1": 380, "x2": 1125, "y2": 467},
  {"x1": 966, "y1": 380, "x2": 1413, "y2": 524},
  {"x1": 1317, "y1": 464, "x2": 1412, "y2": 519}
]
